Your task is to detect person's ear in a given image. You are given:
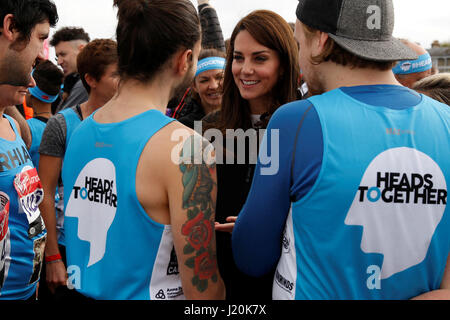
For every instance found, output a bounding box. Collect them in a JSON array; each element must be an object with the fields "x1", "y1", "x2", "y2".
[
  {"x1": 175, "y1": 48, "x2": 193, "y2": 76},
  {"x1": 311, "y1": 31, "x2": 329, "y2": 57},
  {"x1": 78, "y1": 43, "x2": 86, "y2": 52},
  {"x1": 1, "y1": 14, "x2": 18, "y2": 41},
  {"x1": 84, "y1": 73, "x2": 97, "y2": 90}
]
